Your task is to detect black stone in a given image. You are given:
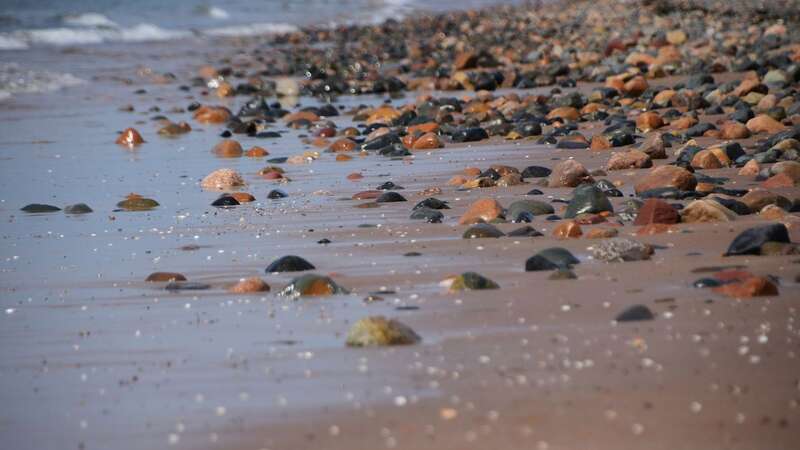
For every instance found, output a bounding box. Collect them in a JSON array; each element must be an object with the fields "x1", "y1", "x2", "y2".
[
  {"x1": 64, "y1": 203, "x2": 93, "y2": 214},
  {"x1": 212, "y1": 195, "x2": 240, "y2": 207},
  {"x1": 521, "y1": 166, "x2": 552, "y2": 178},
  {"x1": 21, "y1": 204, "x2": 60, "y2": 213},
  {"x1": 376, "y1": 192, "x2": 407, "y2": 203},
  {"x1": 377, "y1": 181, "x2": 403, "y2": 190},
  {"x1": 507, "y1": 226, "x2": 543, "y2": 237},
  {"x1": 165, "y1": 282, "x2": 211, "y2": 291},
  {"x1": 413, "y1": 198, "x2": 449, "y2": 210},
  {"x1": 724, "y1": 224, "x2": 791, "y2": 256},
  {"x1": 410, "y1": 207, "x2": 443, "y2": 223},
  {"x1": 267, "y1": 189, "x2": 288, "y2": 199},
  {"x1": 615, "y1": 305, "x2": 655, "y2": 322},
  {"x1": 525, "y1": 247, "x2": 579, "y2": 271},
  {"x1": 265, "y1": 255, "x2": 316, "y2": 273}
]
